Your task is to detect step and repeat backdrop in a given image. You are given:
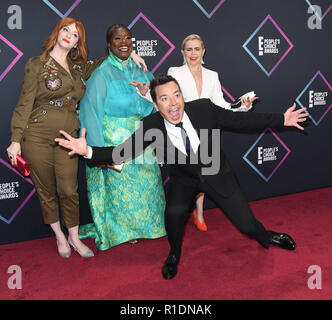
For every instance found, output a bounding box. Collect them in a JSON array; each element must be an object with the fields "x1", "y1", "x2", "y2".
[{"x1": 0, "y1": 0, "x2": 331, "y2": 244}]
